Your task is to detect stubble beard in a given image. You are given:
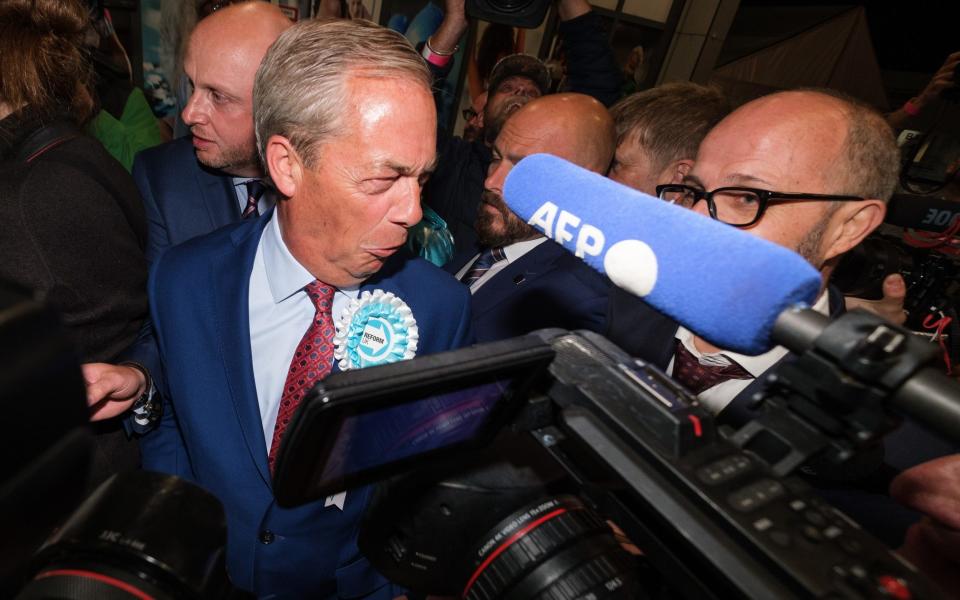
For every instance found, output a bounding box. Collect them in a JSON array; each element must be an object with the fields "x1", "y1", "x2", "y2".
[
  {"x1": 475, "y1": 190, "x2": 538, "y2": 248},
  {"x1": 794, "y1": 203, "x2": 841, "y2": 268},
  {"x1": 195, "y1": 136, "x2": 260, "y2": 175}
]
